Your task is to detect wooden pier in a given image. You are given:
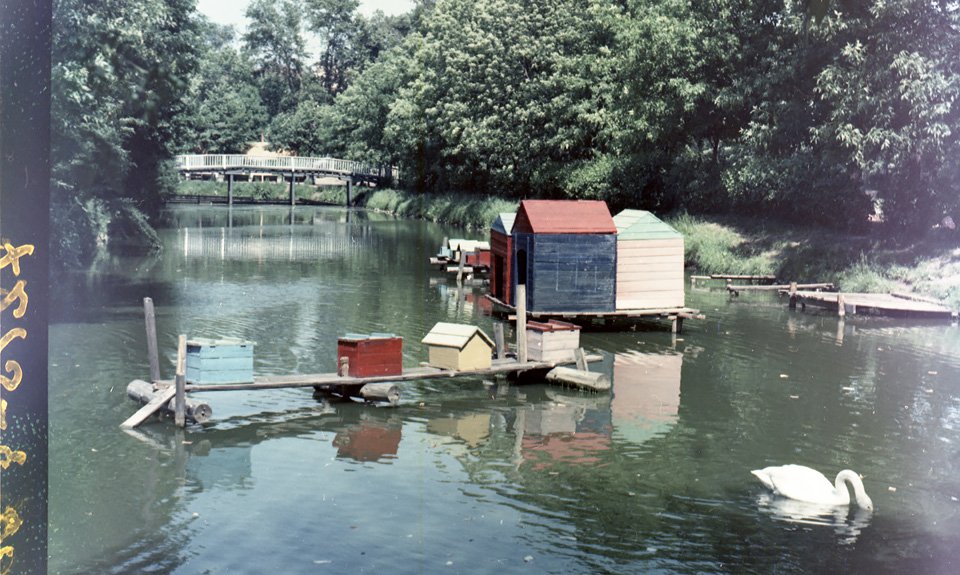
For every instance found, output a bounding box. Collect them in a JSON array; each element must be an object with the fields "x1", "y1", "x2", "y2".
[
  {"x1": 727, "y1": 282, "x2": 834, "y2": 296},
  {"x1": 691, "y1": 274, "x2": 777, "y2": 286},
  {"x1": 483, "y1": 294, "x2": 701, "y2": 333},
  {"x1": 786, "y1": 290, "x2": 956, "y2": 319}
]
